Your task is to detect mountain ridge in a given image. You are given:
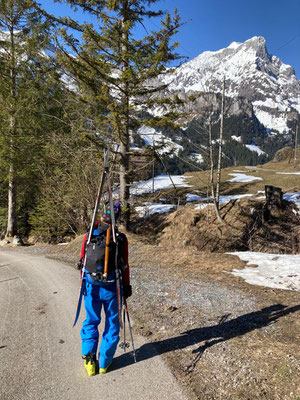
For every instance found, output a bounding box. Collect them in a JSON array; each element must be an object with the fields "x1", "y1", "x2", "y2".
[{"x1": 162, "y1": 36, "x2": 300, "y2": 134}]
